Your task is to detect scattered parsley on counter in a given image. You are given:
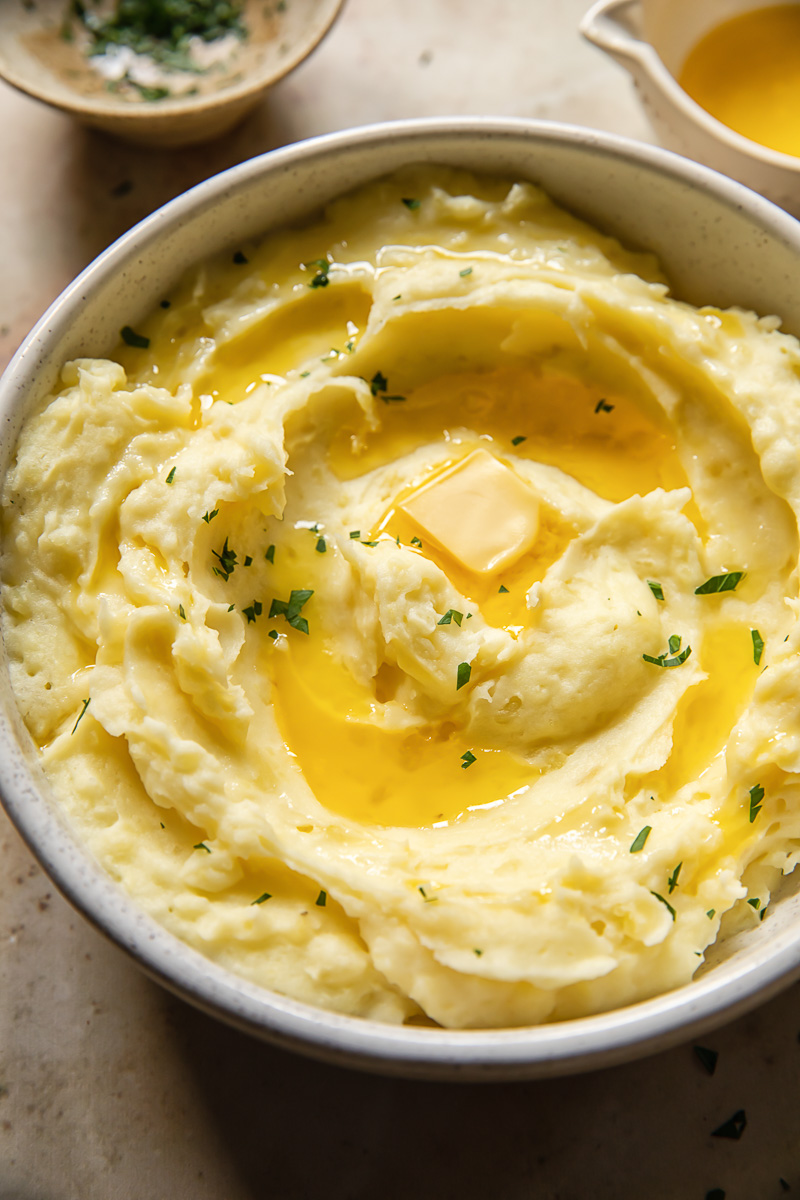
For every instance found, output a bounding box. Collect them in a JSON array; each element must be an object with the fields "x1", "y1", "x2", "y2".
[
  {"x1": 643, "y1": 635, "x2": 692, "y2": 668},
  {"x1": 316, "y1": 537, "x2": 327, "y2": 554},
  {"x1": 121, "y1": 325, "x2": 150, "y2": 349},
  {"x1": 646, "y1": 579, "x2": 664, "y2": 601},
  {"x1": 511, "y1": 435, "x2": 527, "y2": 446},
  {"x1": 456, "y1": 662, "x2": 471, "y2": 690},
  {"x1": 193, "y1": 842, "x2": 211, "y2": 853},
  {"x1": 401, "y1": 197, "x2": 420, "y2": 210},
  {"x1": 243, "y1": 600, "x2": 262, "y2": 624},
  {"x1": 165, "y1": 466, "x2": 176, "y2": 484},
  {"x1": 695, "y1": 571, "x2": 744, "y2": 594},
  {"x1": 251, "y1": 892, "x2": 272, "y2": 905},
  {"x1": 594, "y1": 398, "x2": 614, "y2": 413},
  {"x1": 629, "y1": 826, "x2": 651, "y2": 853},
  {"x1": 315, "y1": 889, "x2": 327, "y2": 907},
  {"x1": 211, "y1": 537, "x2": 237, "y2": 580},
  {"x1": 438, "y1": 609, "x2": 463, "y2": 627},
  {"x1": 460, "y1": 750, "x2": 476, "y2": 769},
  {"x1": 693, "y1": 1045, "x2": 718, "y2": 1075},
  {"x1": 751, "y1": 628, "x2": 765, "y2": 665},
  {"x1": 667, "y1": 861, "x2": 682, "y2": 893},
  {"x1": 749, "y1": 783, "x2": 765, "y2": 822},
  {"x1": 265, "y1": 544, "x2": 275, "y2": 563},
  {"x1": 233, "y1": 250, "x2": 248, "y2": 264},
  {"x1": 459, "y1": 266, "x2": 473, "y2": 277},
  {"x1": 711, "y1": 1110, "x2": 747, "y2": 1140},
  {"x1": 202, "y1": 508, "x2": 219, "y2": 523},
  {"x1": 269, "y1": 588, "x2": 313, "y2": 635},
  {"x1": 71, "y1": 698, "x2": 90, "y2": 735},
  {"x1": 650, "y1": 891, "x2": 676, "y2": 921}
]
